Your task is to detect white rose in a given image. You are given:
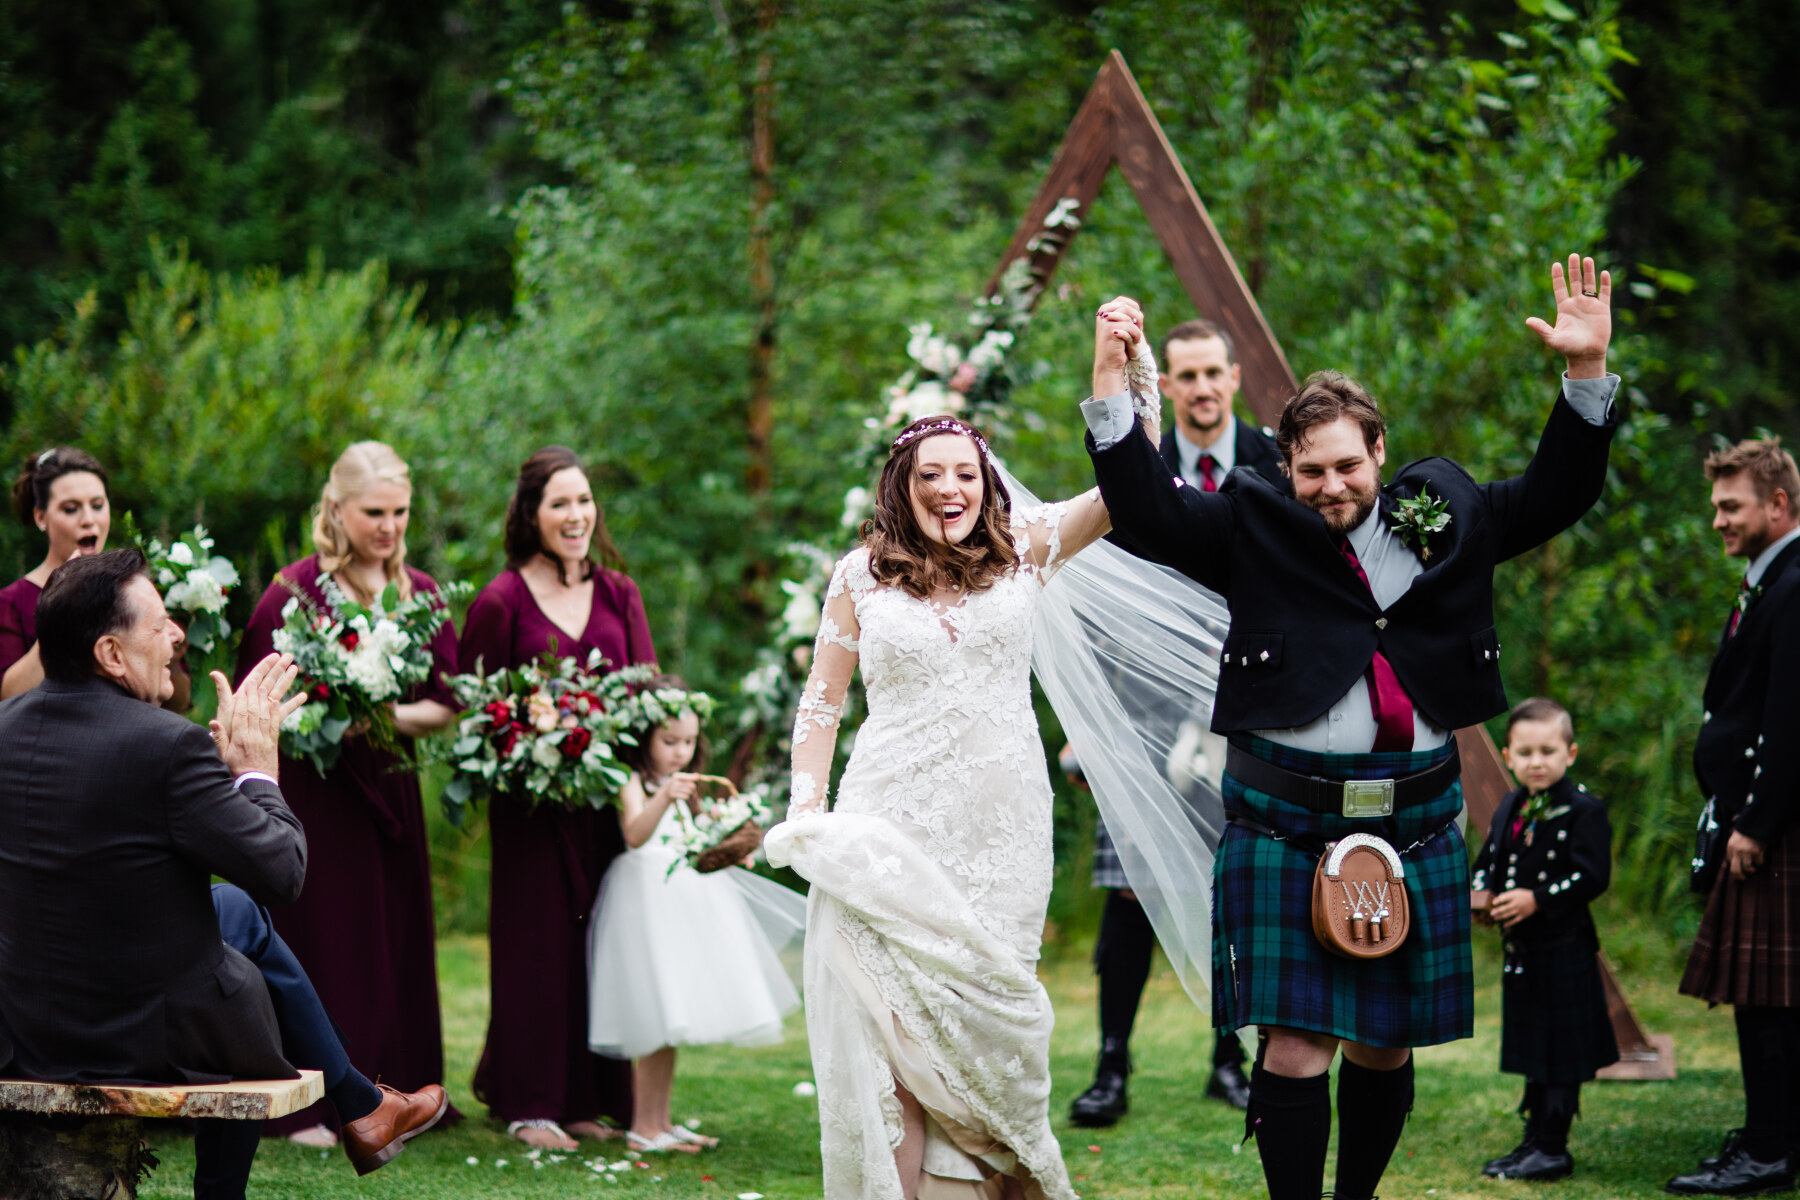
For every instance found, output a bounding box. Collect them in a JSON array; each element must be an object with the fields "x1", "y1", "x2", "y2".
[
  {"x1": 202, "y1": 556, "x2": 240, "y2": 589},
  {"x1": 345, "y1": 644, "x2": 399, "y2": 700},
  {"x1": 166, "y1": 542, "x2": 194, "y2": 567},
  {"x1": 167, "y1": 568, "x2": 226, "y2": 615},
  {"x1": 779, "y1": 581, "x2": 820, "y2": 643},
  {"x1": 966, "y1": 329, "x2": 1014, "y2": 371},
  {"x1": 905, "y1": 323, "x2": 962, "y2": 376},
  {"x1": 840, "y1": 486, "x2": 871, "y2": 529},
  {"x1": 900, "y1": 380, "x2": 955, "y2": 423}
]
